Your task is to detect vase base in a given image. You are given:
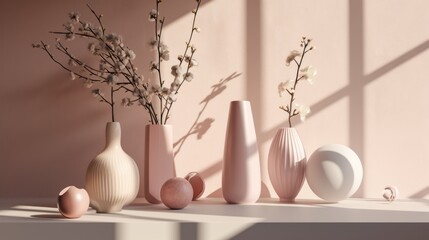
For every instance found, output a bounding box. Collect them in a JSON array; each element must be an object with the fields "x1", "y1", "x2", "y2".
[
  {"x1": 93, "y1": 205, "x2": 123, "y2": 213},
  {"x1": 279, "y1": 198, "x2": 296, "y2": 203}
]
